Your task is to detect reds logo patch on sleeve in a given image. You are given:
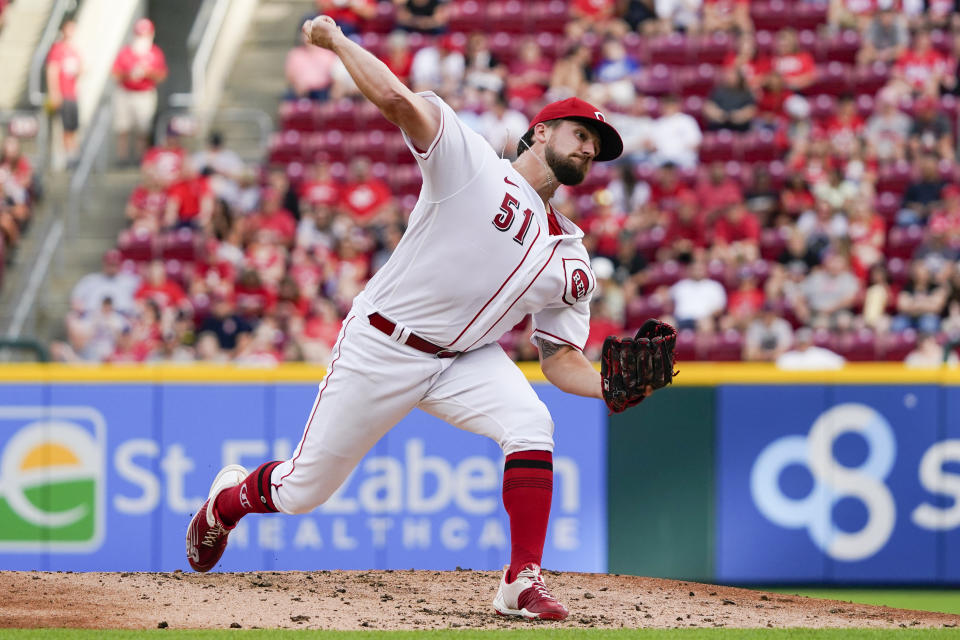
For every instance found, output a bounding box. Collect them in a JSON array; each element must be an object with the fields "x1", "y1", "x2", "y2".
[{"x1": 561, "y1": 258, "x2": 596, "y2": 305}]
